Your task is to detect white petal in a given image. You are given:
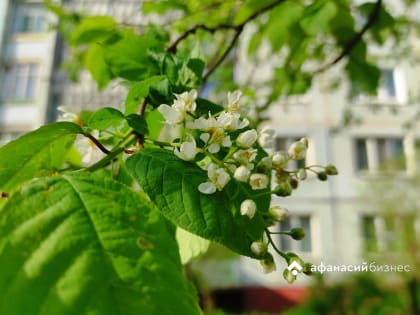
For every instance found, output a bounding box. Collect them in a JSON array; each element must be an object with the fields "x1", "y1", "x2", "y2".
[
  {"x1": 200, "y1": 133, "x2": 210, "y2": 143},
  {"x1": 208, "y1": 143, "x2": 220, "y2": 153},
  {"x1": 158, "y1": 104, "x2": 183, "y2": 124},
  {"x1": 198, "y1": 182, "x2": 217, "y2": 194}
]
